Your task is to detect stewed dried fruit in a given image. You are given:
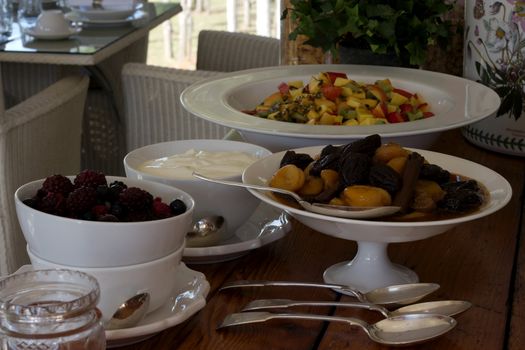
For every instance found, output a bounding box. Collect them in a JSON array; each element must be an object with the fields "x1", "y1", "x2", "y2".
[
  {"x1": 23, "y1": 170, "x2": 187, "y2": 222},
  {"x1": 267, "y1": 134, "x2": 486, "y2": 221}
]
